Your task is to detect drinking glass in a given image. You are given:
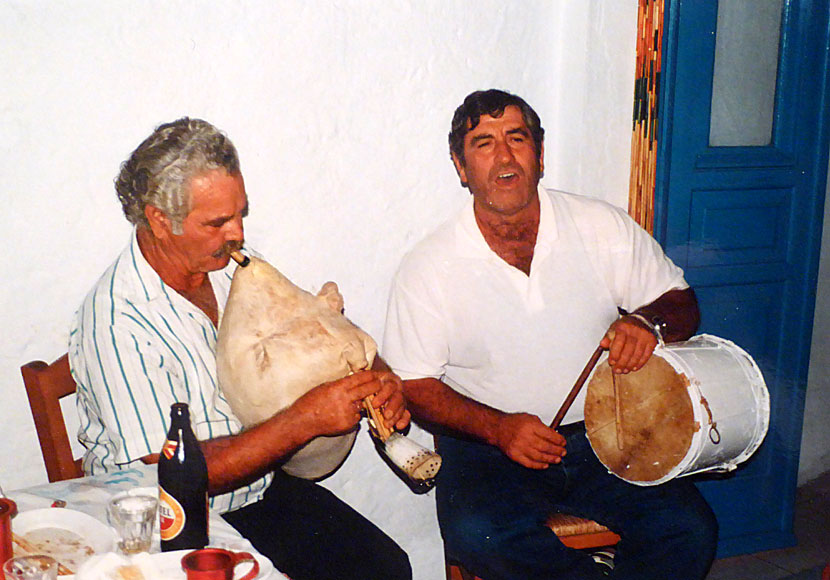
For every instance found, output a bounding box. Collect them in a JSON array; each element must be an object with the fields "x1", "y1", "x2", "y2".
[
  {"x1": 3, "y1": 555, "x2": 58, "y2": 580},
  {"x1": 107, "y1": 491, "x2": 158, "y2": 554}
]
